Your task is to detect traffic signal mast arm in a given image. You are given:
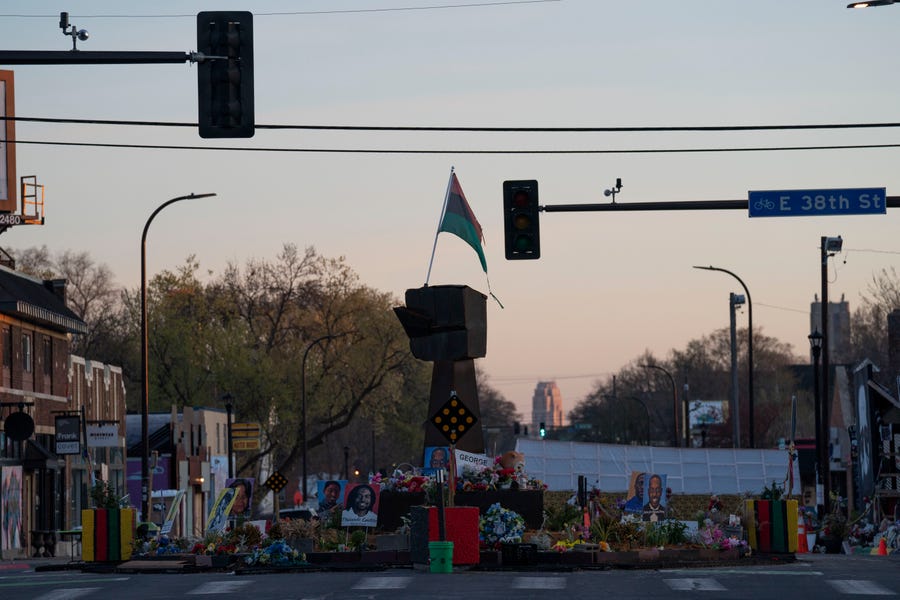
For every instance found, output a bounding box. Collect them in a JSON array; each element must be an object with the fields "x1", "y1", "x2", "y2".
[{"x1": 541, "y1": 196, "x2": 900, "y2": 212}]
